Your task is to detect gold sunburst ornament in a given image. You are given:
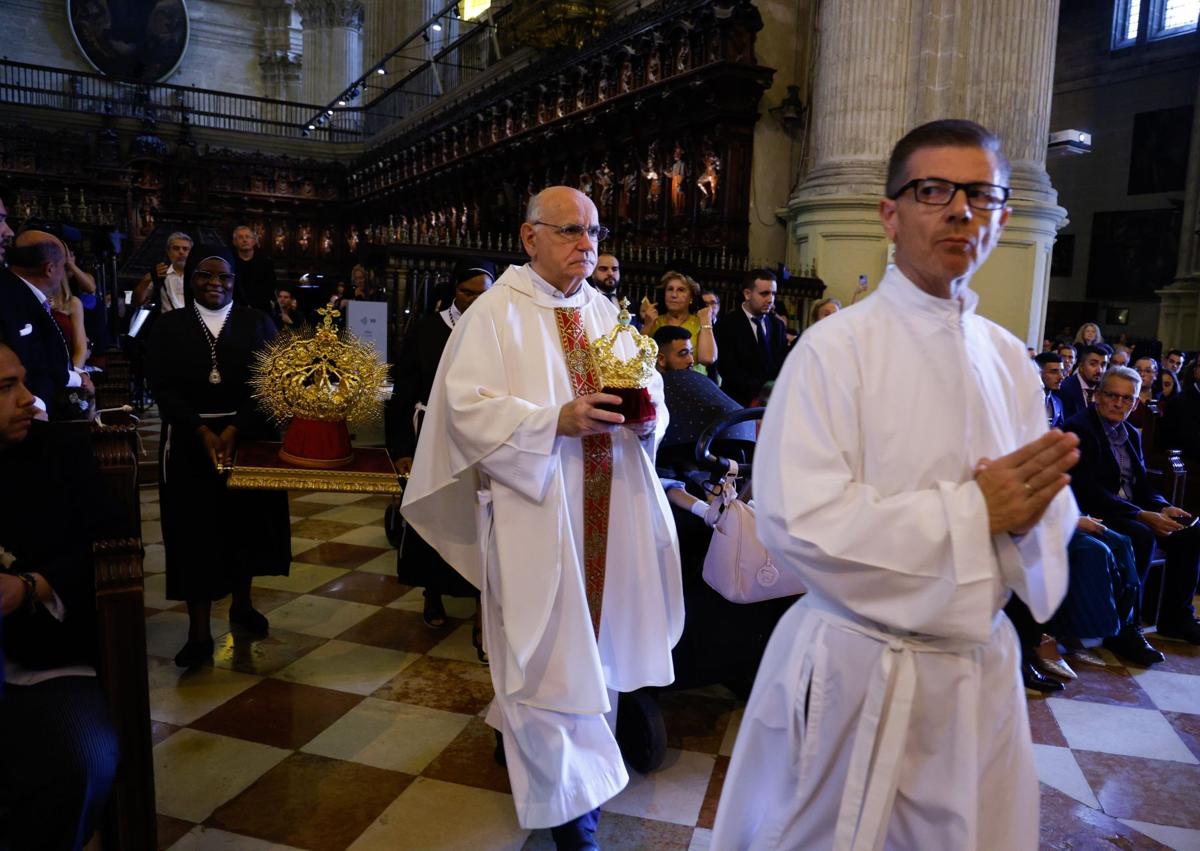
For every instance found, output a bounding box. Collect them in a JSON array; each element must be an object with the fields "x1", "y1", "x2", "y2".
[
  {"x1": 251, "y1": 305, "x2": 391, "y2": 468},
  {"x1": 589, "y1": 298, "x2": 658, "y2": 423}
]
